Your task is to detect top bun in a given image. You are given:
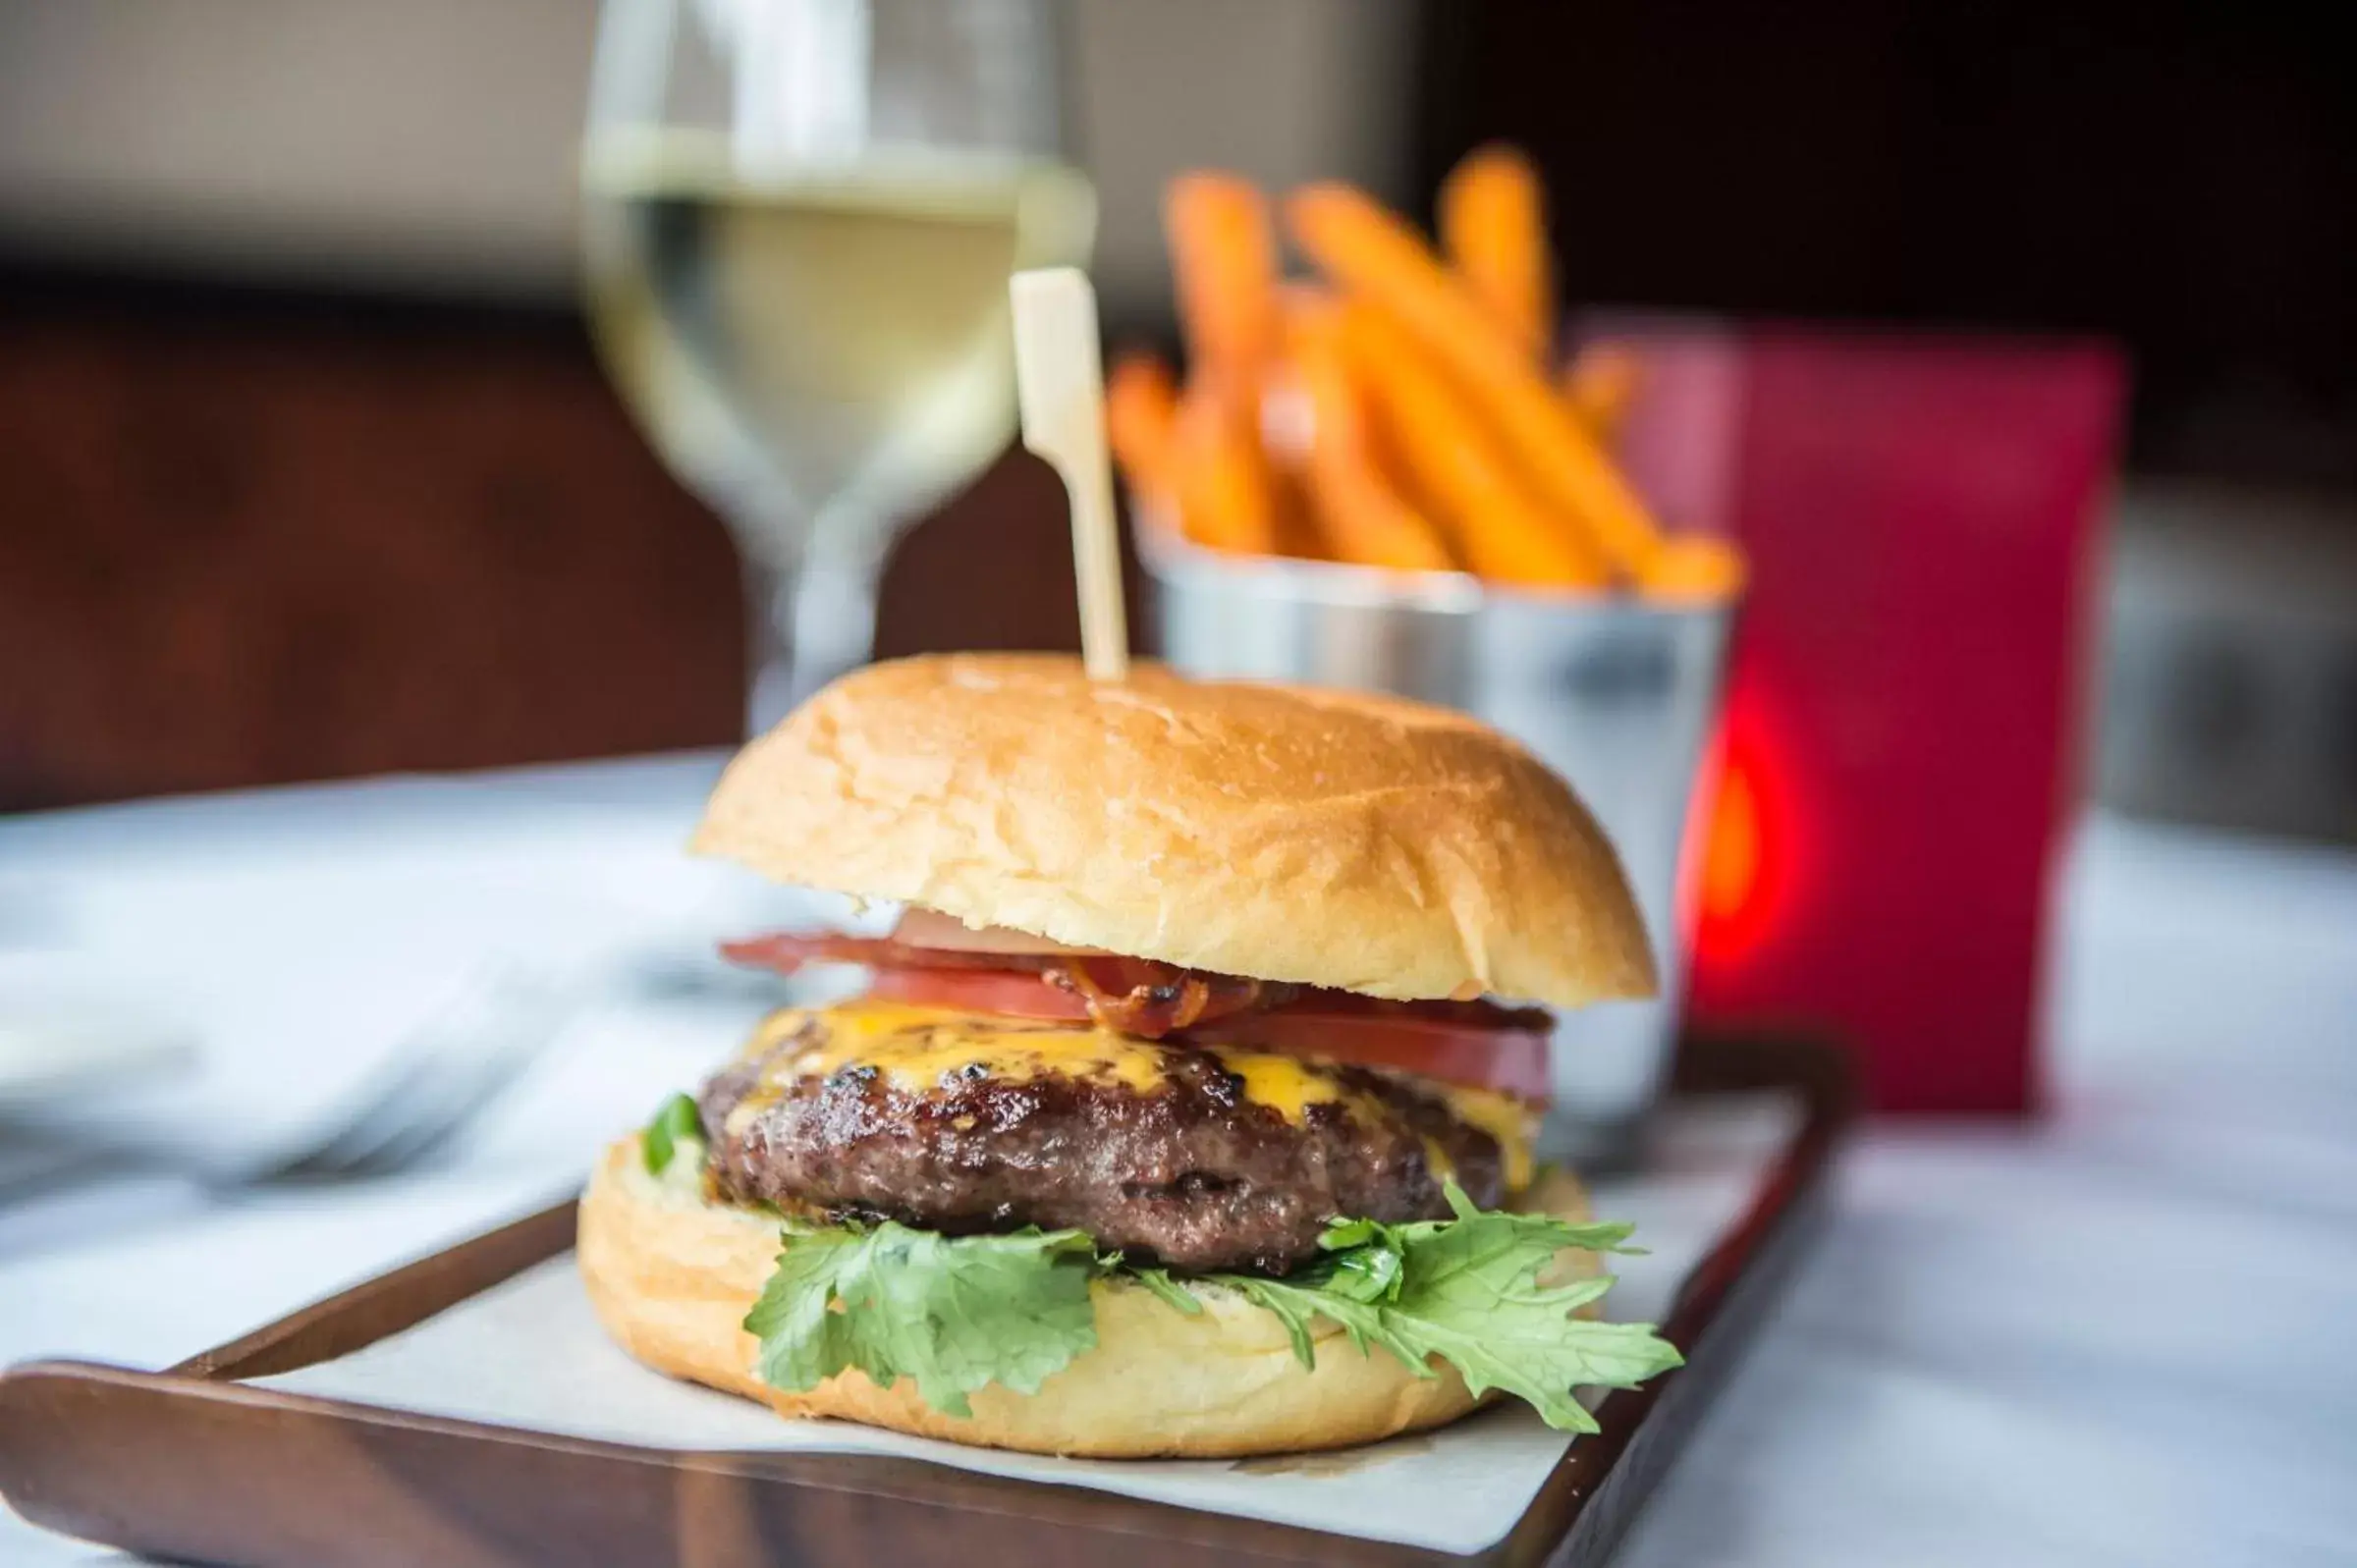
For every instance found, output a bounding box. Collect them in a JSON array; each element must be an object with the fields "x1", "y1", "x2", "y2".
[{"x1": 691, "y1": 654, "x2": 1654, "y2": 1010}]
